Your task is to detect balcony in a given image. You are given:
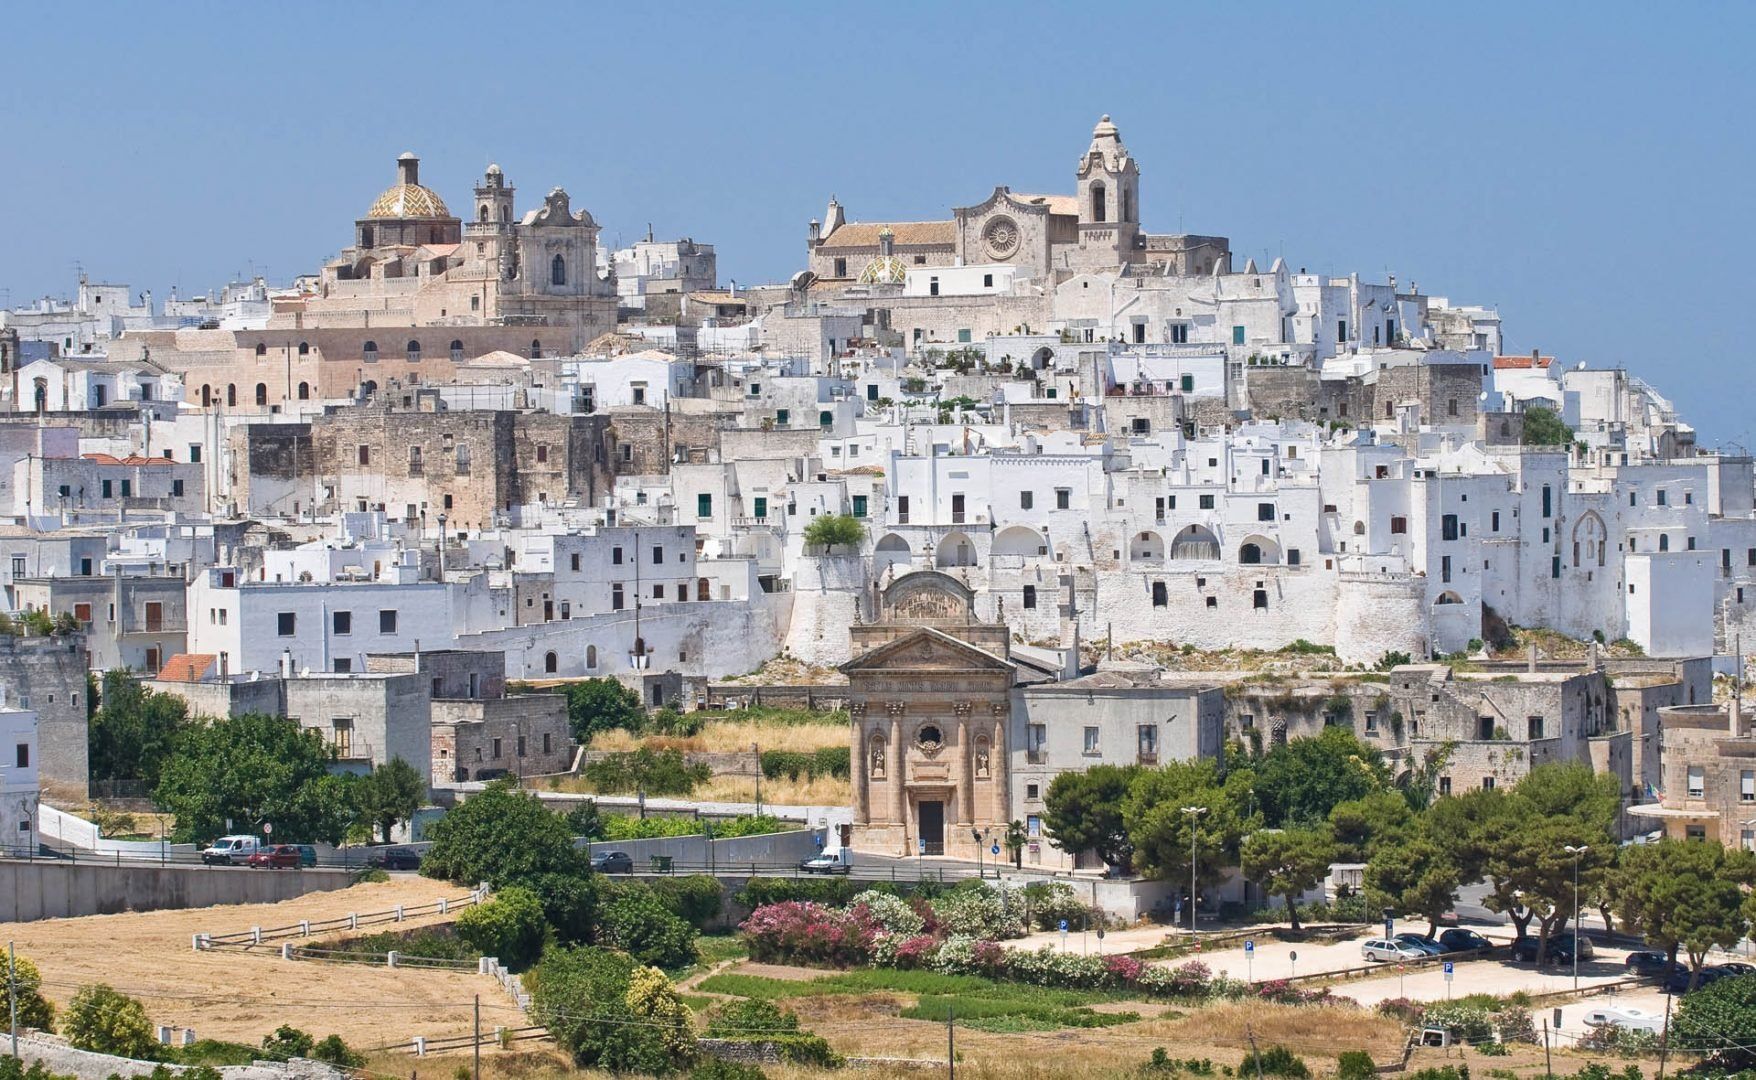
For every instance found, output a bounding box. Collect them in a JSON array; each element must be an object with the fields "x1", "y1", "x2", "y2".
[
  {"x1": 1136, "y1": 750, "x2": 1159, "y2": 766},
  {"x1": 1026, "y1": 748, "x2": 1047, "y2": 765}
]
